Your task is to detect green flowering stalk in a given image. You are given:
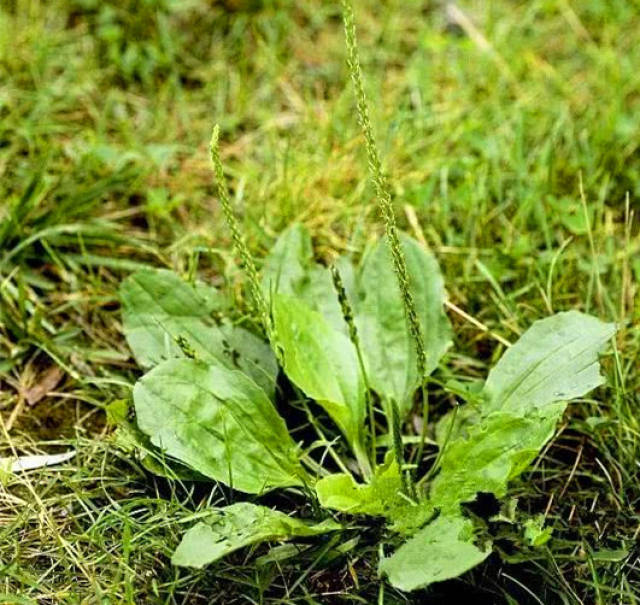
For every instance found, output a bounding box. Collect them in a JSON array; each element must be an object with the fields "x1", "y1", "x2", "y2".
[
  {"x1": 341, "y1": 1, "x2": 430, "y2": 477},
  {"x1": 210, "y1": 125, "x2": 271, "y2": 338},
  {"x1": 340, "y1": 0, "x2": 427, "y2": 383}
]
